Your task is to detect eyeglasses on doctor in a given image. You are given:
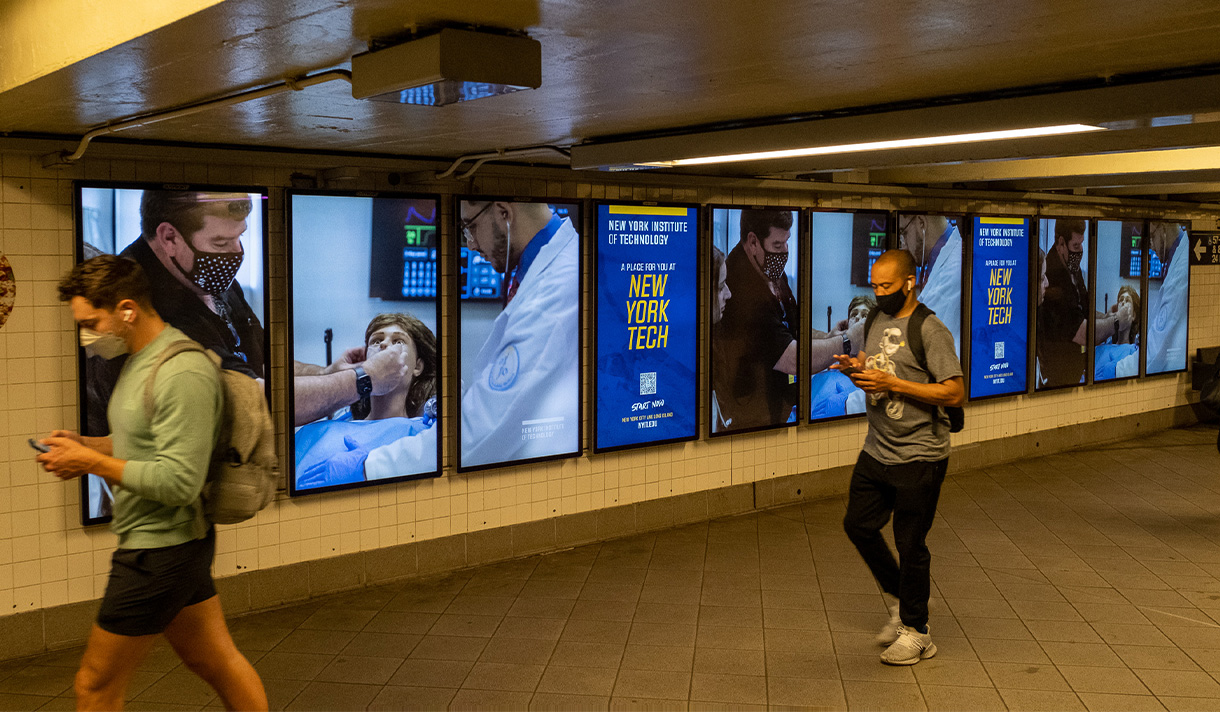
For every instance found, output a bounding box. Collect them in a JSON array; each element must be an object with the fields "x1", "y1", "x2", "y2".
[{"x1": 460, "y1": 202, "x2": 493, "y2": 241}]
